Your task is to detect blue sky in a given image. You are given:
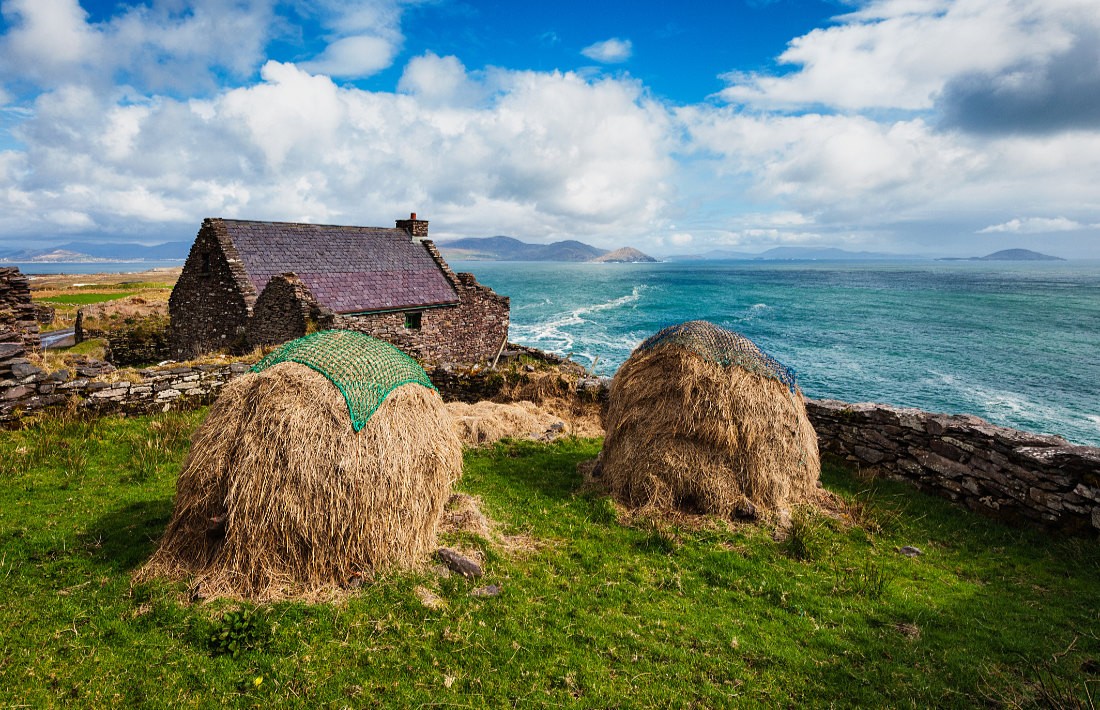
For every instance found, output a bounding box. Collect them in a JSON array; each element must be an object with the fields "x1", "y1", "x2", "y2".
[{"x1": 1, "y1": 0, "x2": 1099, "y2": 257}]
